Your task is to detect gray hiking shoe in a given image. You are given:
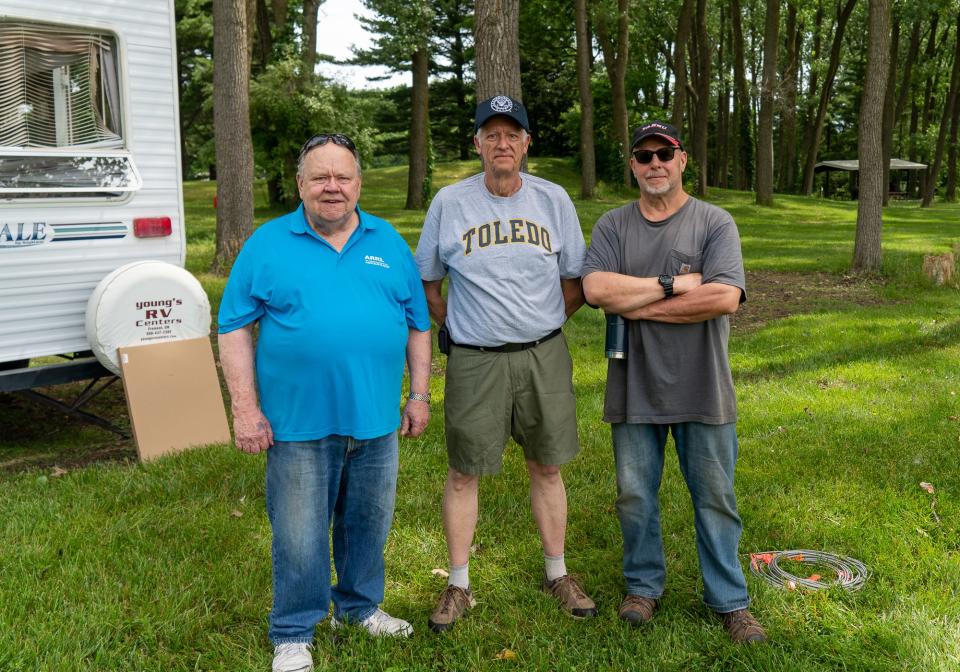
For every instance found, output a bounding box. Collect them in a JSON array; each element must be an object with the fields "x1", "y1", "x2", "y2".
[
  {"x1": 331, "y1": 608, "x2": 413, "y2": 637},
  {"x1": 272, "y1": 642, "x2": 313, "y2": 672}
]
